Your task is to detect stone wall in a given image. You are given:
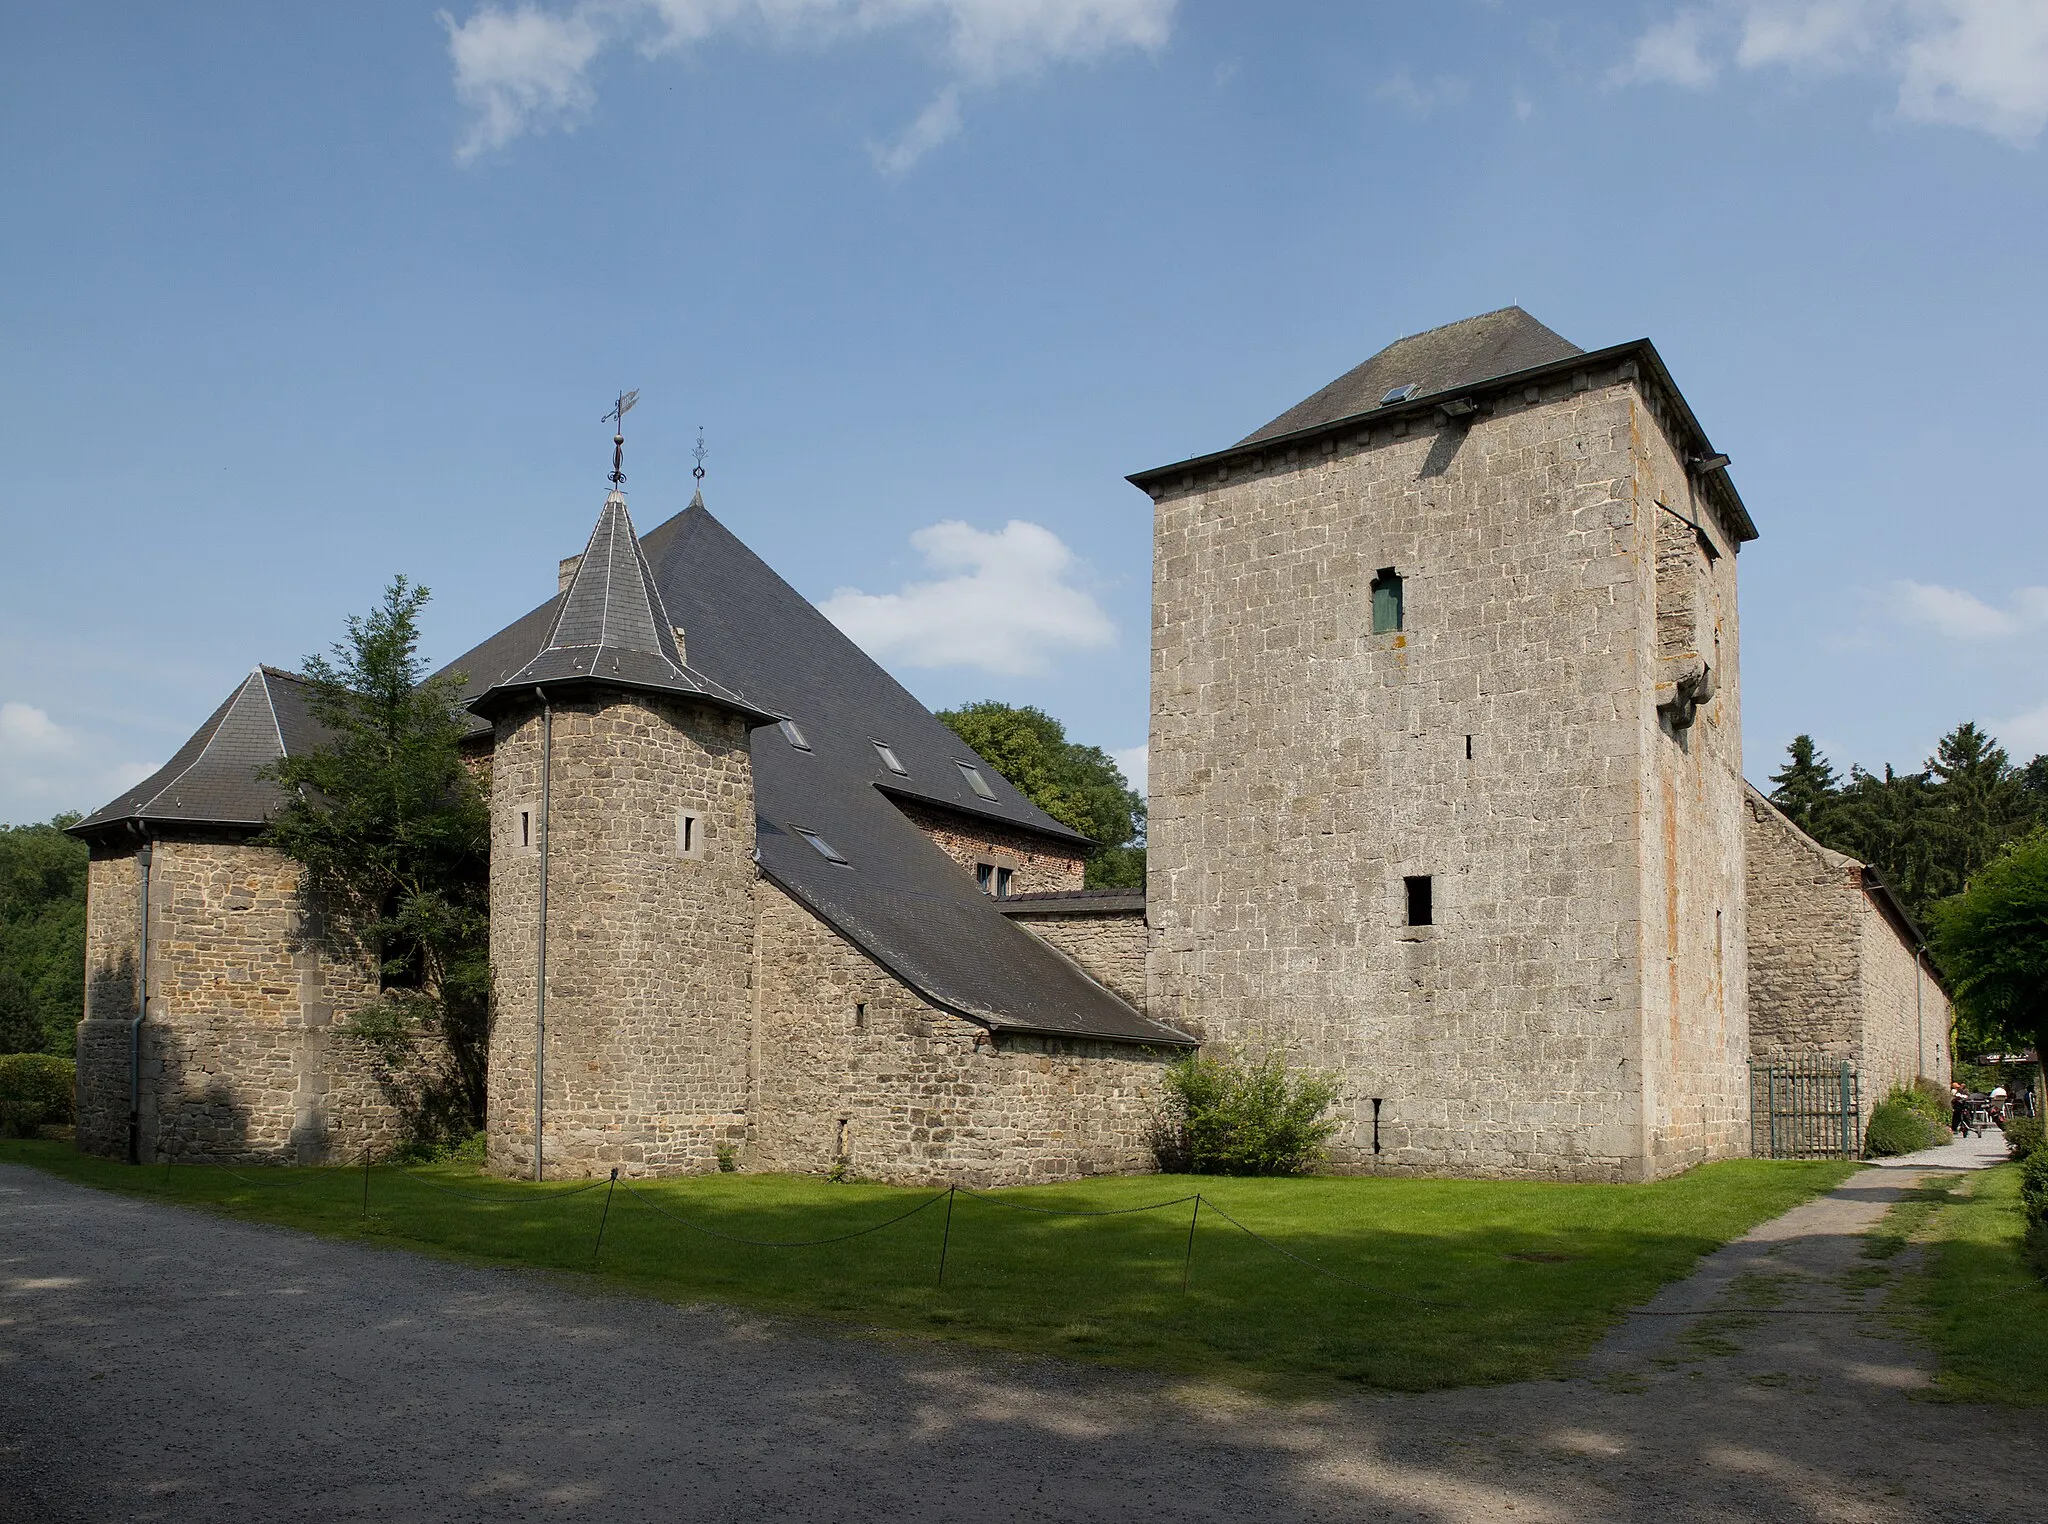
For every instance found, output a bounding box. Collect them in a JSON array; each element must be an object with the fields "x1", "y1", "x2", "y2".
[
  {"x1": 1145, "y1": 361, "x2": 1748, "y2": 1181},
  {"x1": 1745, "y1": 788, "x2": 1950, "y2": 1118},
  {"x1": 1005, "y1": 907, "x2": 1148, "y2": 1011},
  {"x1": 892, "y1": 798, "x2": 1084, "y2": 897},
  {"x1": 486, "y1": 692, "x2": 757, "y2": 1179},
  {"x1": 76, "y1": 835, "x2": 400, "y2": 1165},
  {"x1": 748, "y1": 881, "x2": 1168, "y2": 1185}
]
